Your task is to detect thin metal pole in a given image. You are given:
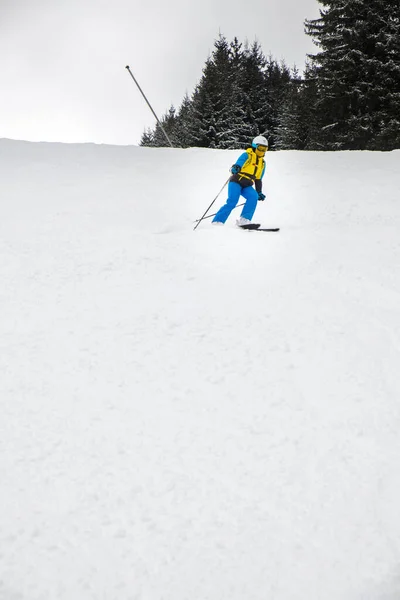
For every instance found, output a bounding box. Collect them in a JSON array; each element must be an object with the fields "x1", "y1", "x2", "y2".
[
  {"x1": 193, "y1": 178, "x2": 230, "y2": 231},
  {"x1": 193, "y1": 202, "x2": 245, "y2": 224},
  {"x1": 125, "y1": 65, "x2": 174, "y2": 148}
]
